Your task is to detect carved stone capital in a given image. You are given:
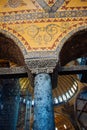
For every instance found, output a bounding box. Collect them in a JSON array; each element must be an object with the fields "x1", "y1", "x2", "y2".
[
  {"x1": 25, "y1": 51, "x2": 59, "y2": 88},
  {"x1": 25, "y1": 58, "x2": 58, "y2": 74}
]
